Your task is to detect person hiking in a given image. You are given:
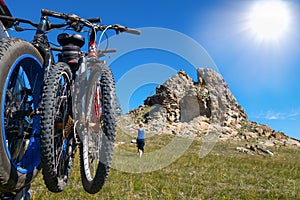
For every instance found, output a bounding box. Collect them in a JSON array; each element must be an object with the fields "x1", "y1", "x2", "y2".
[{"x1": 136, "y1": 123, "x2": 145, "y2": 158}]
